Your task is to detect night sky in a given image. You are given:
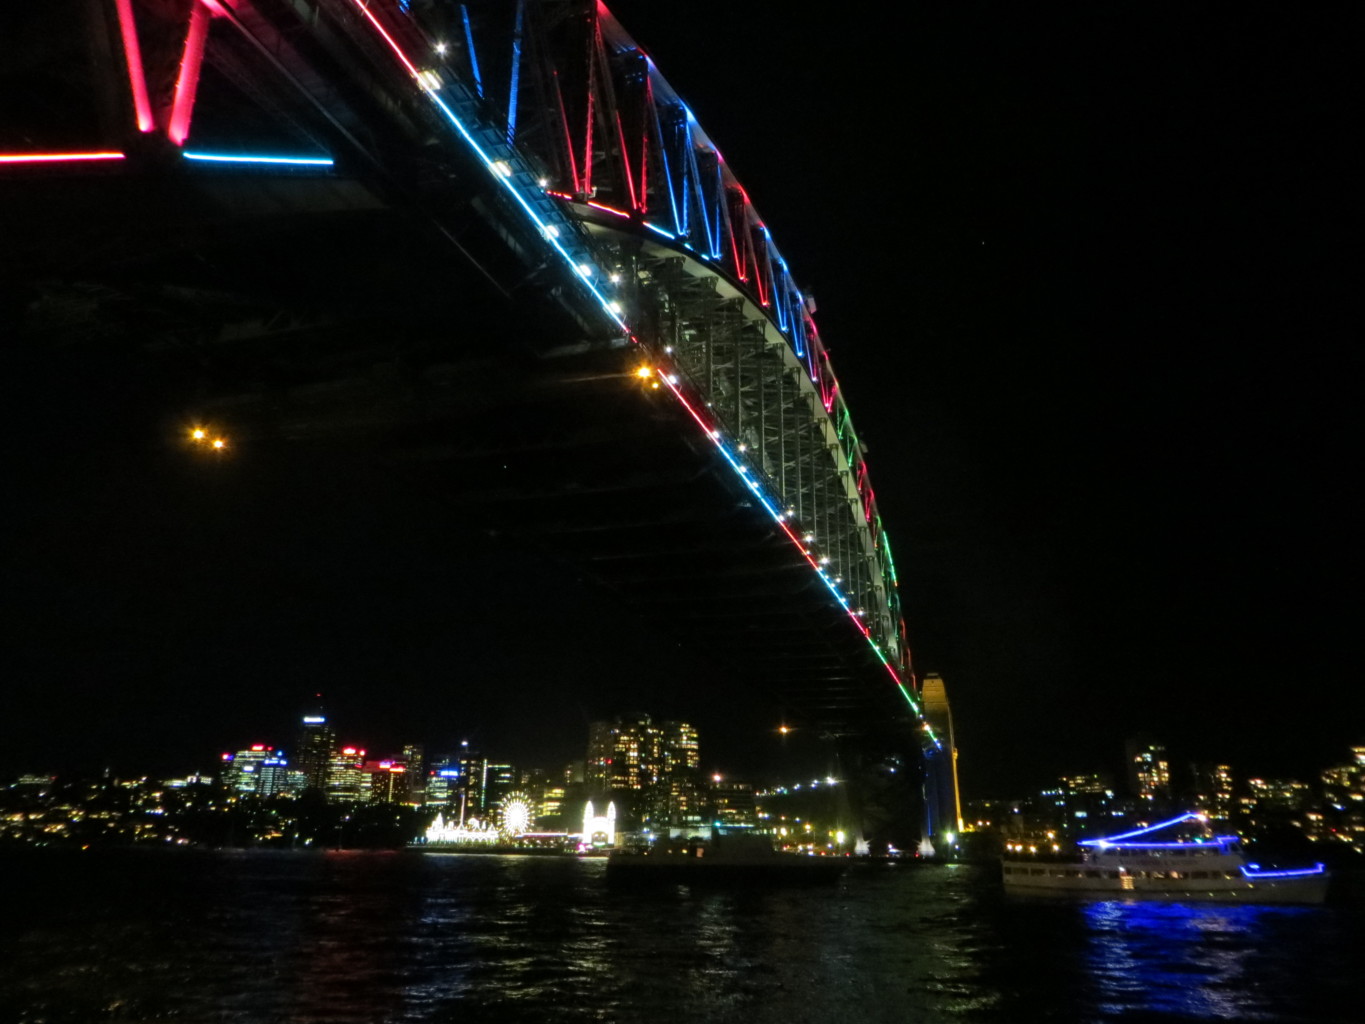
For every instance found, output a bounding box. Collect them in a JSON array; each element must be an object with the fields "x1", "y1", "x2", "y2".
[{"x1": 3, "y1": 3, "x2": 1360, "y2": 796}]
